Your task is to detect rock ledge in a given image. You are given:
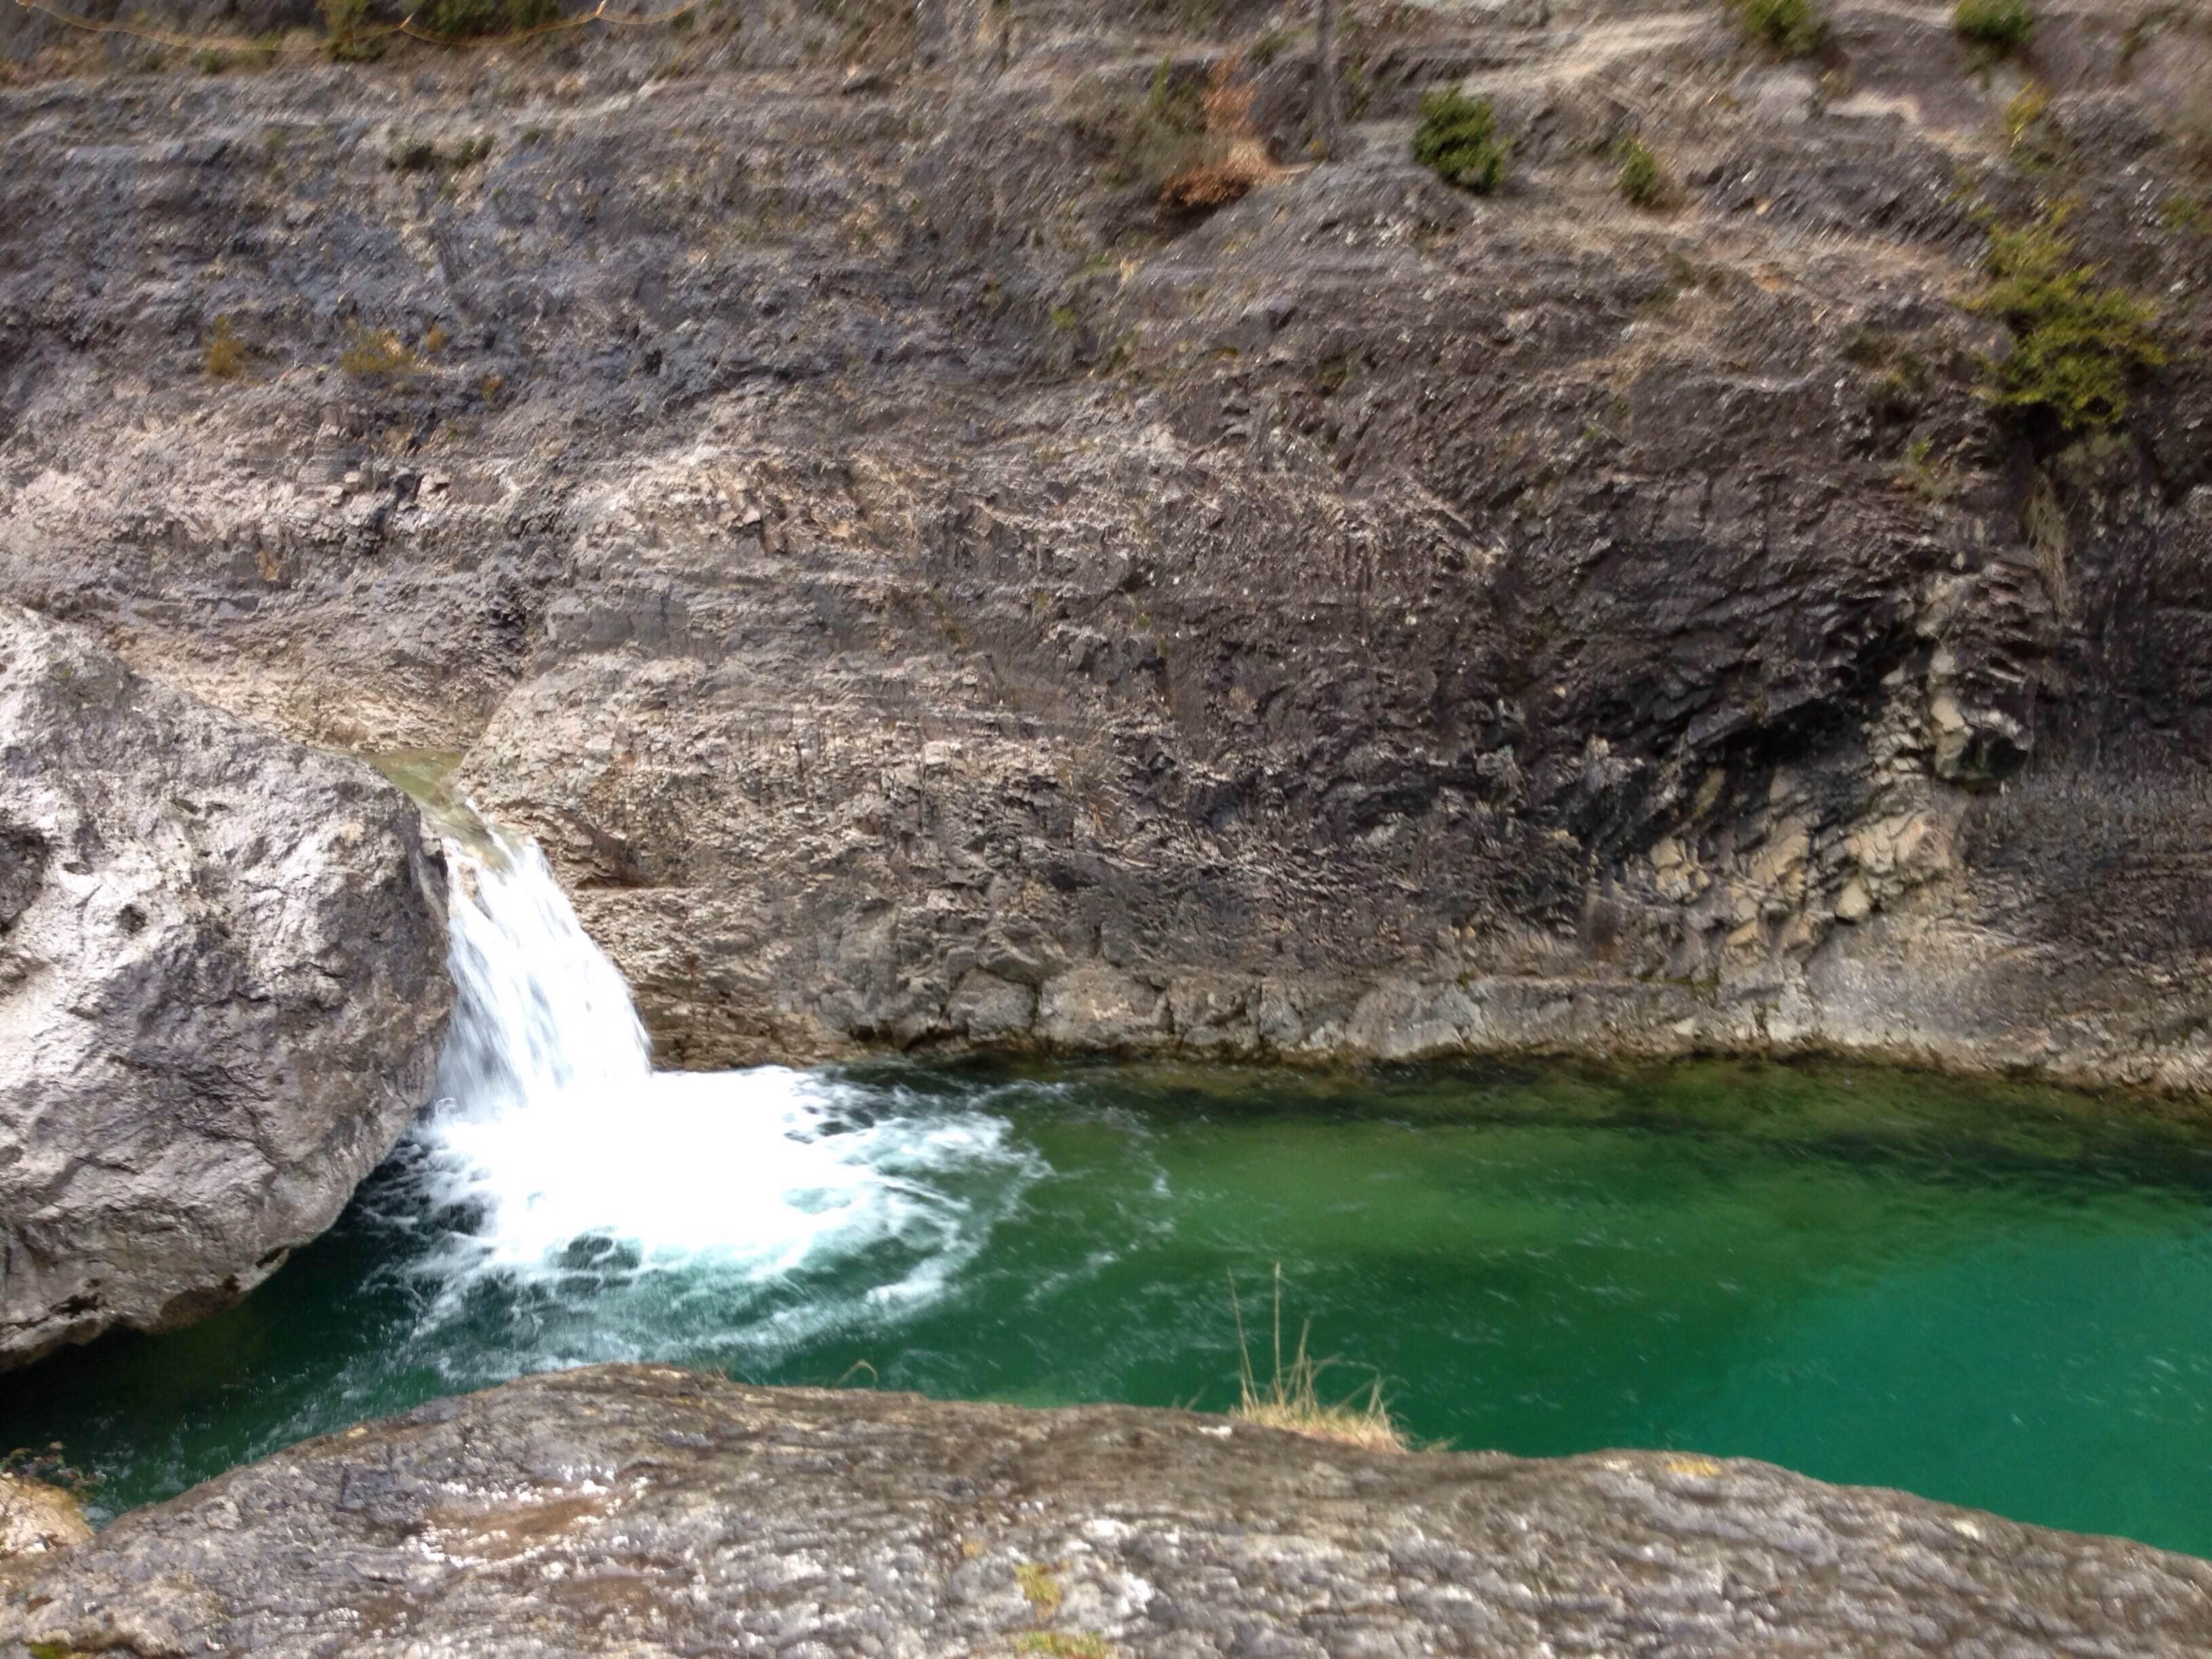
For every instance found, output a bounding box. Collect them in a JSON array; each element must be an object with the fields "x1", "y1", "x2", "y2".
[{"x1": 7, "y1": 1364, "x2": 2210, "y2": 1656}]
